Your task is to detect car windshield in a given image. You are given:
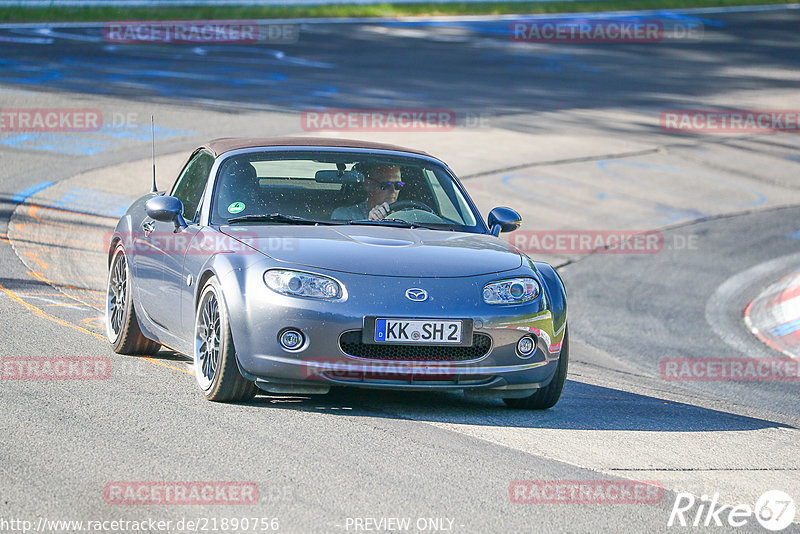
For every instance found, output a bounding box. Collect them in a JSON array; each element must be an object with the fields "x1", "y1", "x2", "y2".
[{"x1": 210, "y1": 151, "x2": 484, "y2": 232}]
